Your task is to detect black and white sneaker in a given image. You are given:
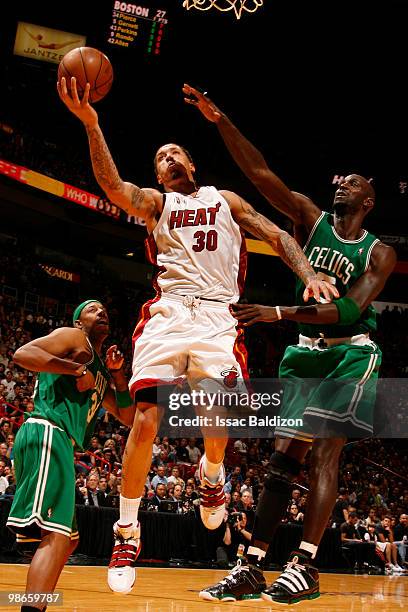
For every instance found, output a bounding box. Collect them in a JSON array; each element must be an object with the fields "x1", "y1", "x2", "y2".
[
  {"x1": 199, "y1": 559, "x2": 266, "y2": 602},
  {"x1": 262, "y1": 551, "x2": 320, "y2": 605}
]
